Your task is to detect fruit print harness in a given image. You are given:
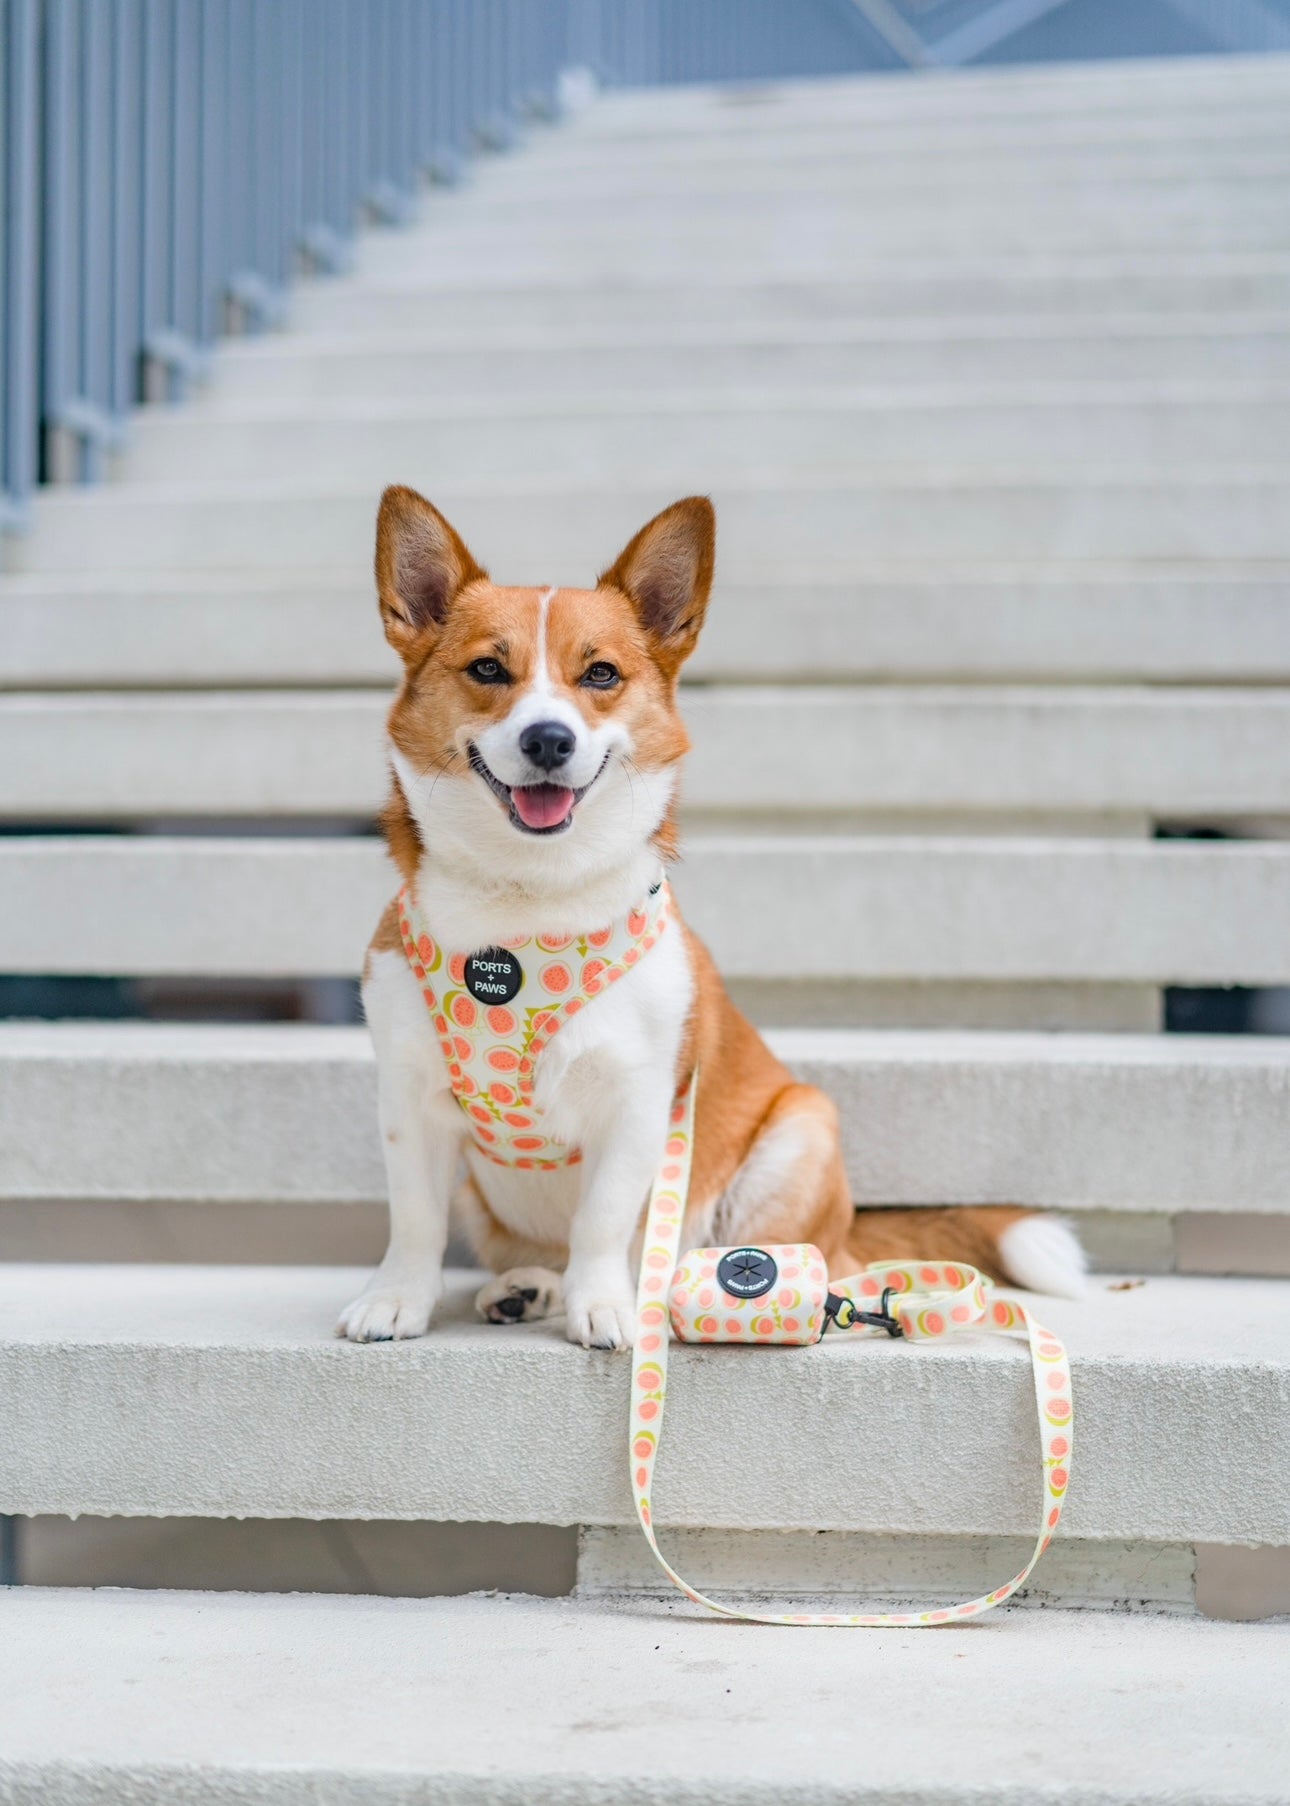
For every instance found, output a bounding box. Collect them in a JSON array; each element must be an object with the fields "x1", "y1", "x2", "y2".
[
  {"x1": 397, "y1": 876, "x2": 671, "y2": 1170},
  {"x1": 398, "y1": 884, "x2": 1073, "y2": 1626}
]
